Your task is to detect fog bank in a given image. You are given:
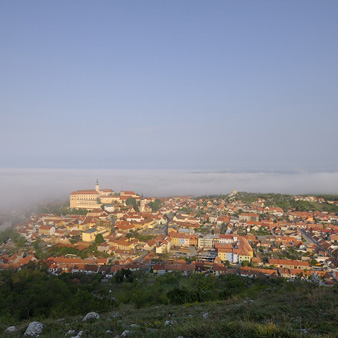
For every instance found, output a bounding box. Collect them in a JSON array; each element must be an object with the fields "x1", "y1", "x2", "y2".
[{"x1": 1, "y1": 169, "x2": 338, "y2": 212}]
